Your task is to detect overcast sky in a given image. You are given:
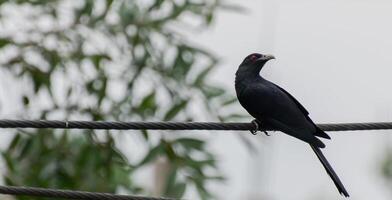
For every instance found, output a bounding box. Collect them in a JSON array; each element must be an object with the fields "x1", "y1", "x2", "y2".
[{"x1": 190, "y1": 0, "x2": 392, "y2": 199}]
